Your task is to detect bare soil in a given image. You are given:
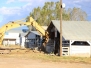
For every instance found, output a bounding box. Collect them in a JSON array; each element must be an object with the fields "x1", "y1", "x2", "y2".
[
  {"x1": 0, "y1": 58, "x2": 91, "y2": 68},
  {"x1": 0, "y1": 46, "x2": 91, "y2": 68}
]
